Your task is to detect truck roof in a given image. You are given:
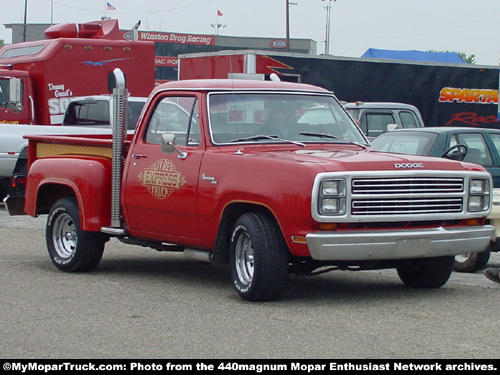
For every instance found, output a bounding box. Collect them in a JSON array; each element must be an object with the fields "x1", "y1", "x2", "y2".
[
  {"x1": 380, "y1": 126, "x2": 500, "y2": 135},
  {"x1": 67, "y1": 95, "x2": 147, "y2": 103},
  {"x1": 343, "y1": 102, "x2": 420, "y2": 110},
  {"x1": 0, "y1": 38, "x2": 143, "y2": 64},
  {"x1": 153, "y1": 79, "x2": 331, "y2": 94}
]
